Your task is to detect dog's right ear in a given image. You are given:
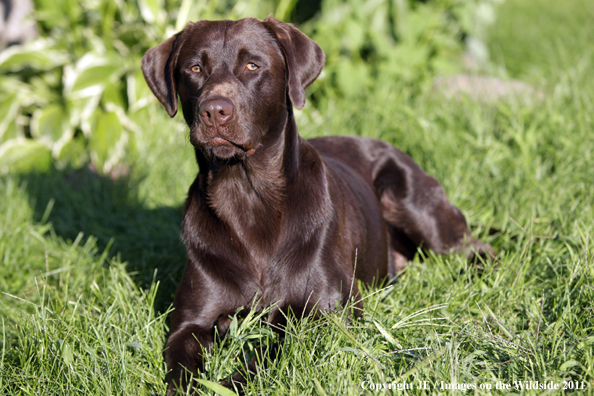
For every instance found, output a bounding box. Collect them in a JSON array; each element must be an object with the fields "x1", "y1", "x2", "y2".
[{"x1": 142, "y1": 33, "x2": 182, "y2": 117}]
